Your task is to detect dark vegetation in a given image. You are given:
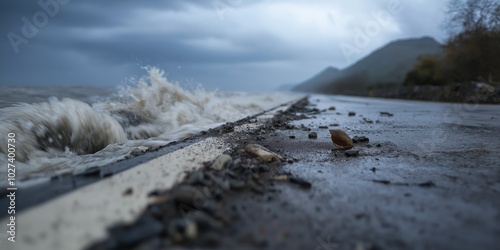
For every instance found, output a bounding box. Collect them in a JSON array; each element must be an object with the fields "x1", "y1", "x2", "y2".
[{"x1": 404, "y1": 0, "x2": 500, "y2": 87}]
